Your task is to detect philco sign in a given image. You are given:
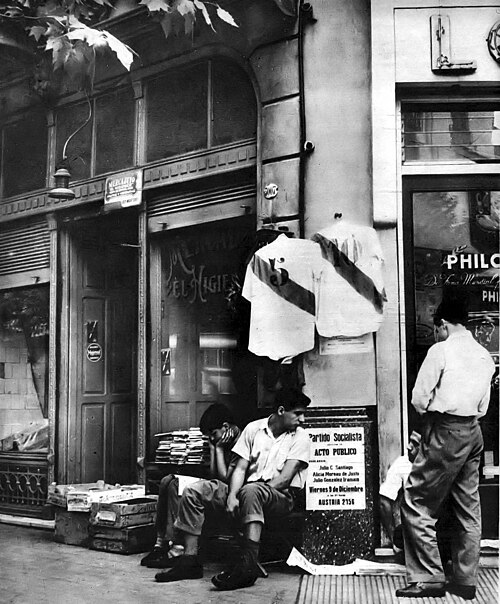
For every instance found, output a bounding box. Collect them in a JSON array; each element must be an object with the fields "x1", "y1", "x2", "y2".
[
  {"x1": 104, "y1": 170, "x2": 143, "y2": 210},
  {"x1": 444, "y1": 253, "x2": 500, "y2": 270}
]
